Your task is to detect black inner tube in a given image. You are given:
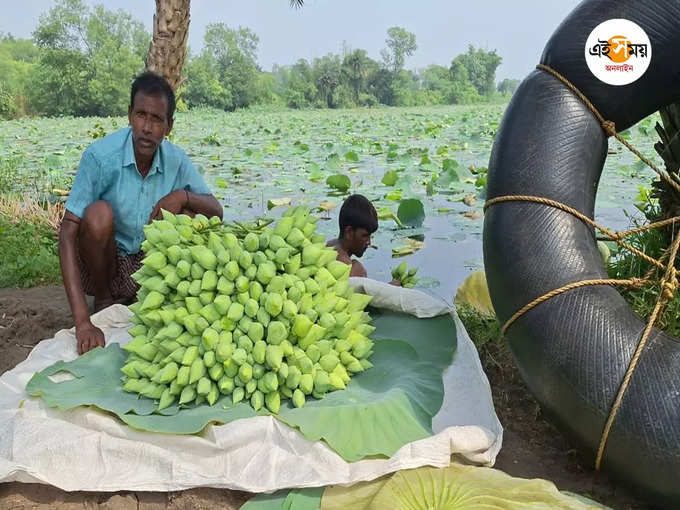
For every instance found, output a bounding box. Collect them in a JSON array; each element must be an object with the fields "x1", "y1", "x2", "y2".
[{"x1": 484, "y1": 0, "x2": 680, "y2": 504}]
